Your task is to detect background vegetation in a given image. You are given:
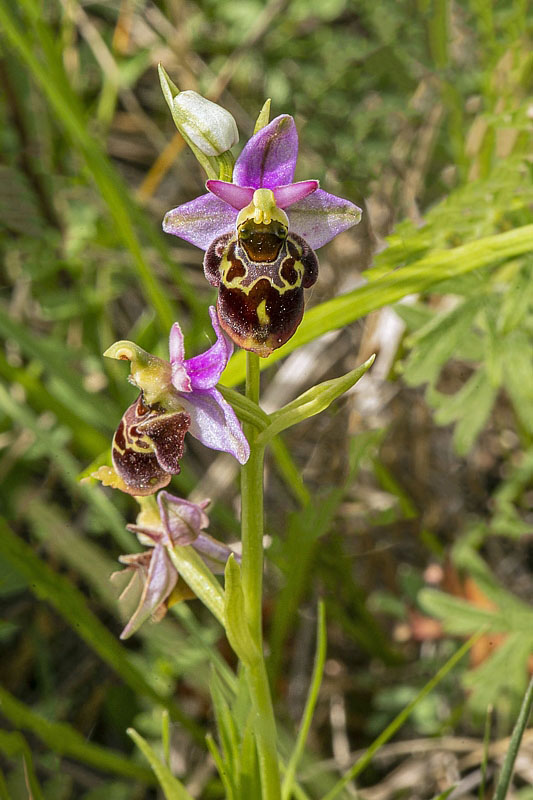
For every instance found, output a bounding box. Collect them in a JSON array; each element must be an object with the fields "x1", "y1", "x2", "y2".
[{"x1": 1, "y1": 0, "x2": 533, "y2": 797}]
